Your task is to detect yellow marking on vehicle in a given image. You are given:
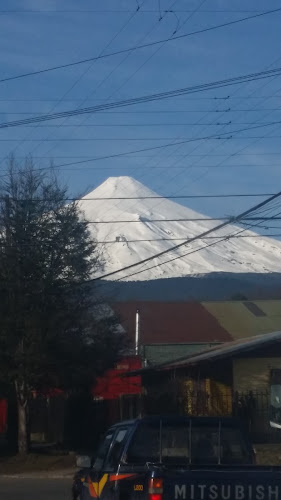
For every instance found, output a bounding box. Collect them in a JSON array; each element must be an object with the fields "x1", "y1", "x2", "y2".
[
  {"x1": 92, "y1": 474, "x2": 109, "y2": 497},
  {"x1": 134, "y1": 484, "x2": 144, "y2": 491}
]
